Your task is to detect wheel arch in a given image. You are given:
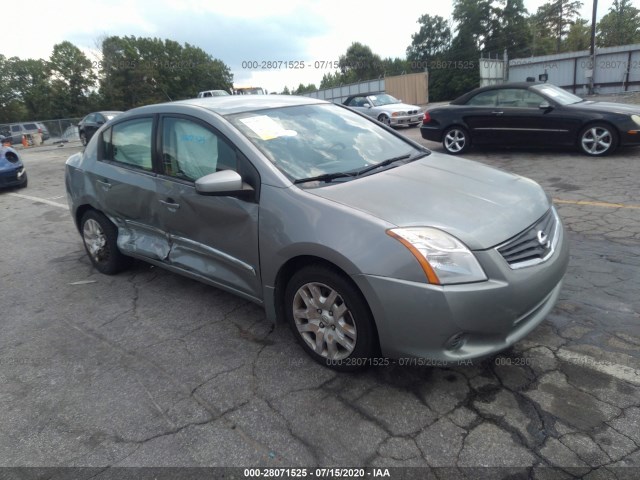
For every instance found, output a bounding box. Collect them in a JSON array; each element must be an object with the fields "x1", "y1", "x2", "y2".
[
  {"x1": 273, "y1": 255, "x2": 381, "y2": 353},
  {"x1": 577, "y1": 119, "x2": 620, "y2": 145}
]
